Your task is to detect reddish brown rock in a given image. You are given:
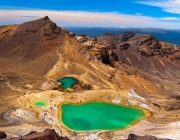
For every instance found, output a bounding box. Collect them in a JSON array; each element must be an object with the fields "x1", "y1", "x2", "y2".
[
  {"x1": 119, "y1": 42, "x2": 130, "y2": 50},
  {"x1": 3, "y1": 129, "x2": 69, "y2": 140},
  {"x1": 118, "y1": 31, "x2": 135, "y2": 42},
  {"x1": 0, "y1": 131, "x2": 7, "y2": 138},
  {"x1": 127, "y1": 134, "x2": 171, "y2": 140},
  {"x1": 90, "y1": 46, "x2": 118, "y2": 66}
]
